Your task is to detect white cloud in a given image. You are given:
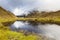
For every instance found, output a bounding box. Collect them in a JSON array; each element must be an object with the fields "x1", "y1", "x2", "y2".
[
  {"x1": 13, "y1": 8, "x2": 25, "y2": 15},
  {"x1": 37, "y1": 0, "x2": 60, "y2": 11},
  {"x1": 13, "y1": 21, "x2": 25, "y2": 28}
]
